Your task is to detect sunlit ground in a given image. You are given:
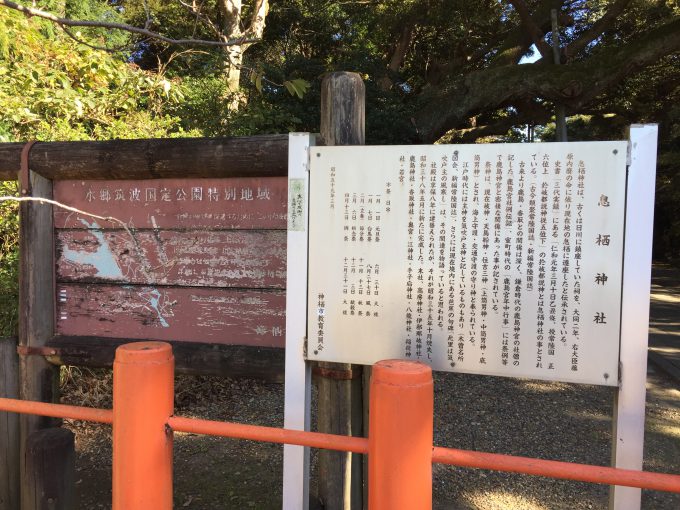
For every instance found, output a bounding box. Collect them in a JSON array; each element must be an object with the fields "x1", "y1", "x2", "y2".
[{"x1": 462, "y1": 490, "x2": 550, "y2": 510}]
